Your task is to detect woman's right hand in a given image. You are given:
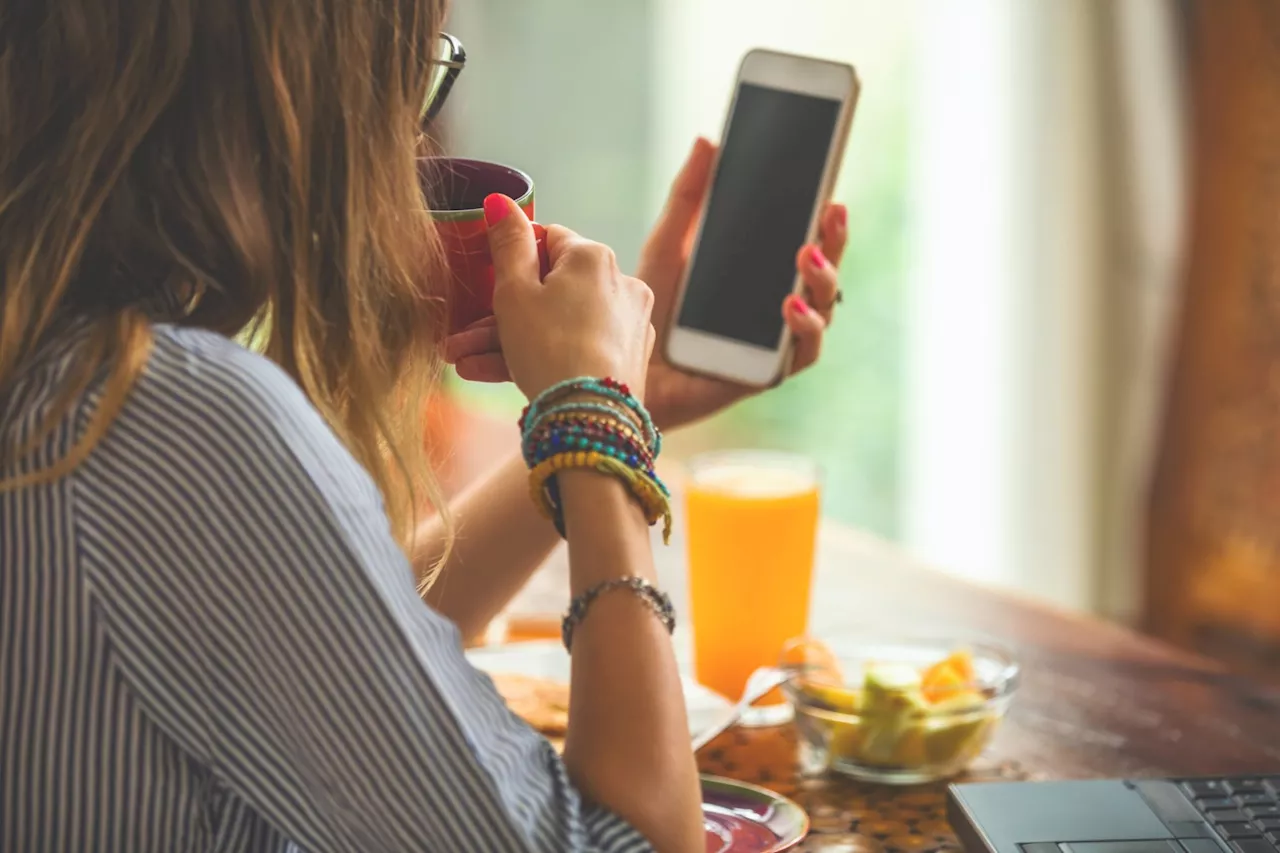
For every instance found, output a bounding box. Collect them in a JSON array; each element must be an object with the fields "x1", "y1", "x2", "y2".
[
  {"x1": 446, "y1": 194, "x2": 703, "y2": 852},
  {"x1": 453, "y1": 193, "x2": 655, "y2": 402}
]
